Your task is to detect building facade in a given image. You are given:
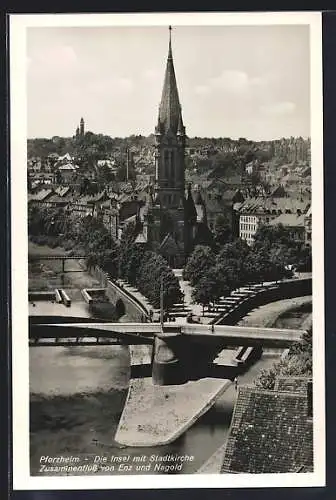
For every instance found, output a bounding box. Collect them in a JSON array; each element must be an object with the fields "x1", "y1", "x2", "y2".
[{"x1": 237, "y1": 196, "x2": 310, "y2": 245}]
